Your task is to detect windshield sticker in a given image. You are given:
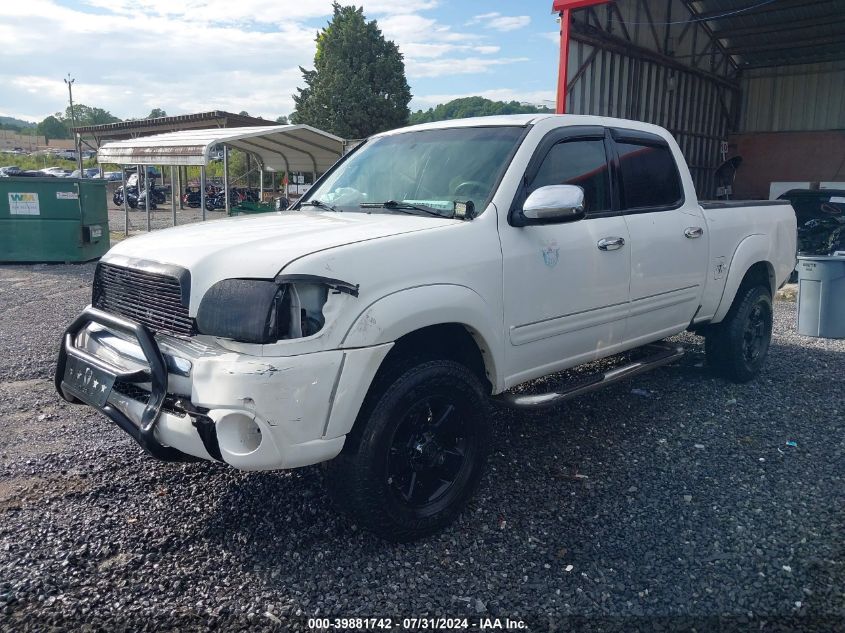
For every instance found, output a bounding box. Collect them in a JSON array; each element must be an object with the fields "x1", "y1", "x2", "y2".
[{"x1": 404, "y1": 199, "x2": 455, "y2": 211}]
